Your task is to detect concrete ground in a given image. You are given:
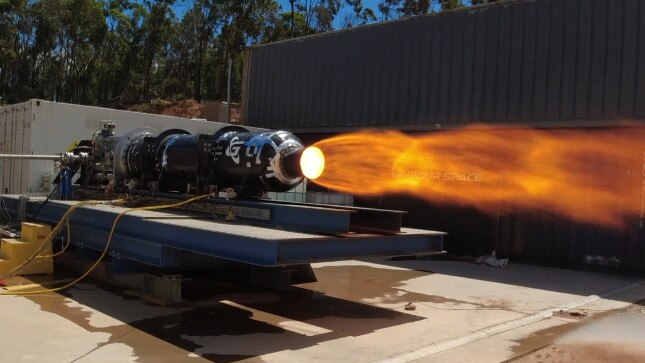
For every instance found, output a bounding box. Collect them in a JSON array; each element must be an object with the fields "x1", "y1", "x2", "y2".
[{"x1": 0, "y1": 258, "x2": 644, "y2": 363}]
